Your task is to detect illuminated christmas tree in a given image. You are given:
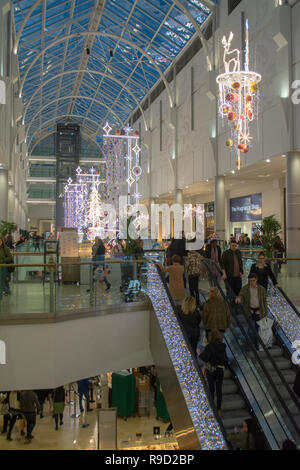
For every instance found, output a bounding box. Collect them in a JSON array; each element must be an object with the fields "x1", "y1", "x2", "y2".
[{"x1": 86, "y1": 186, "x2": 104, "y2": 240}]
